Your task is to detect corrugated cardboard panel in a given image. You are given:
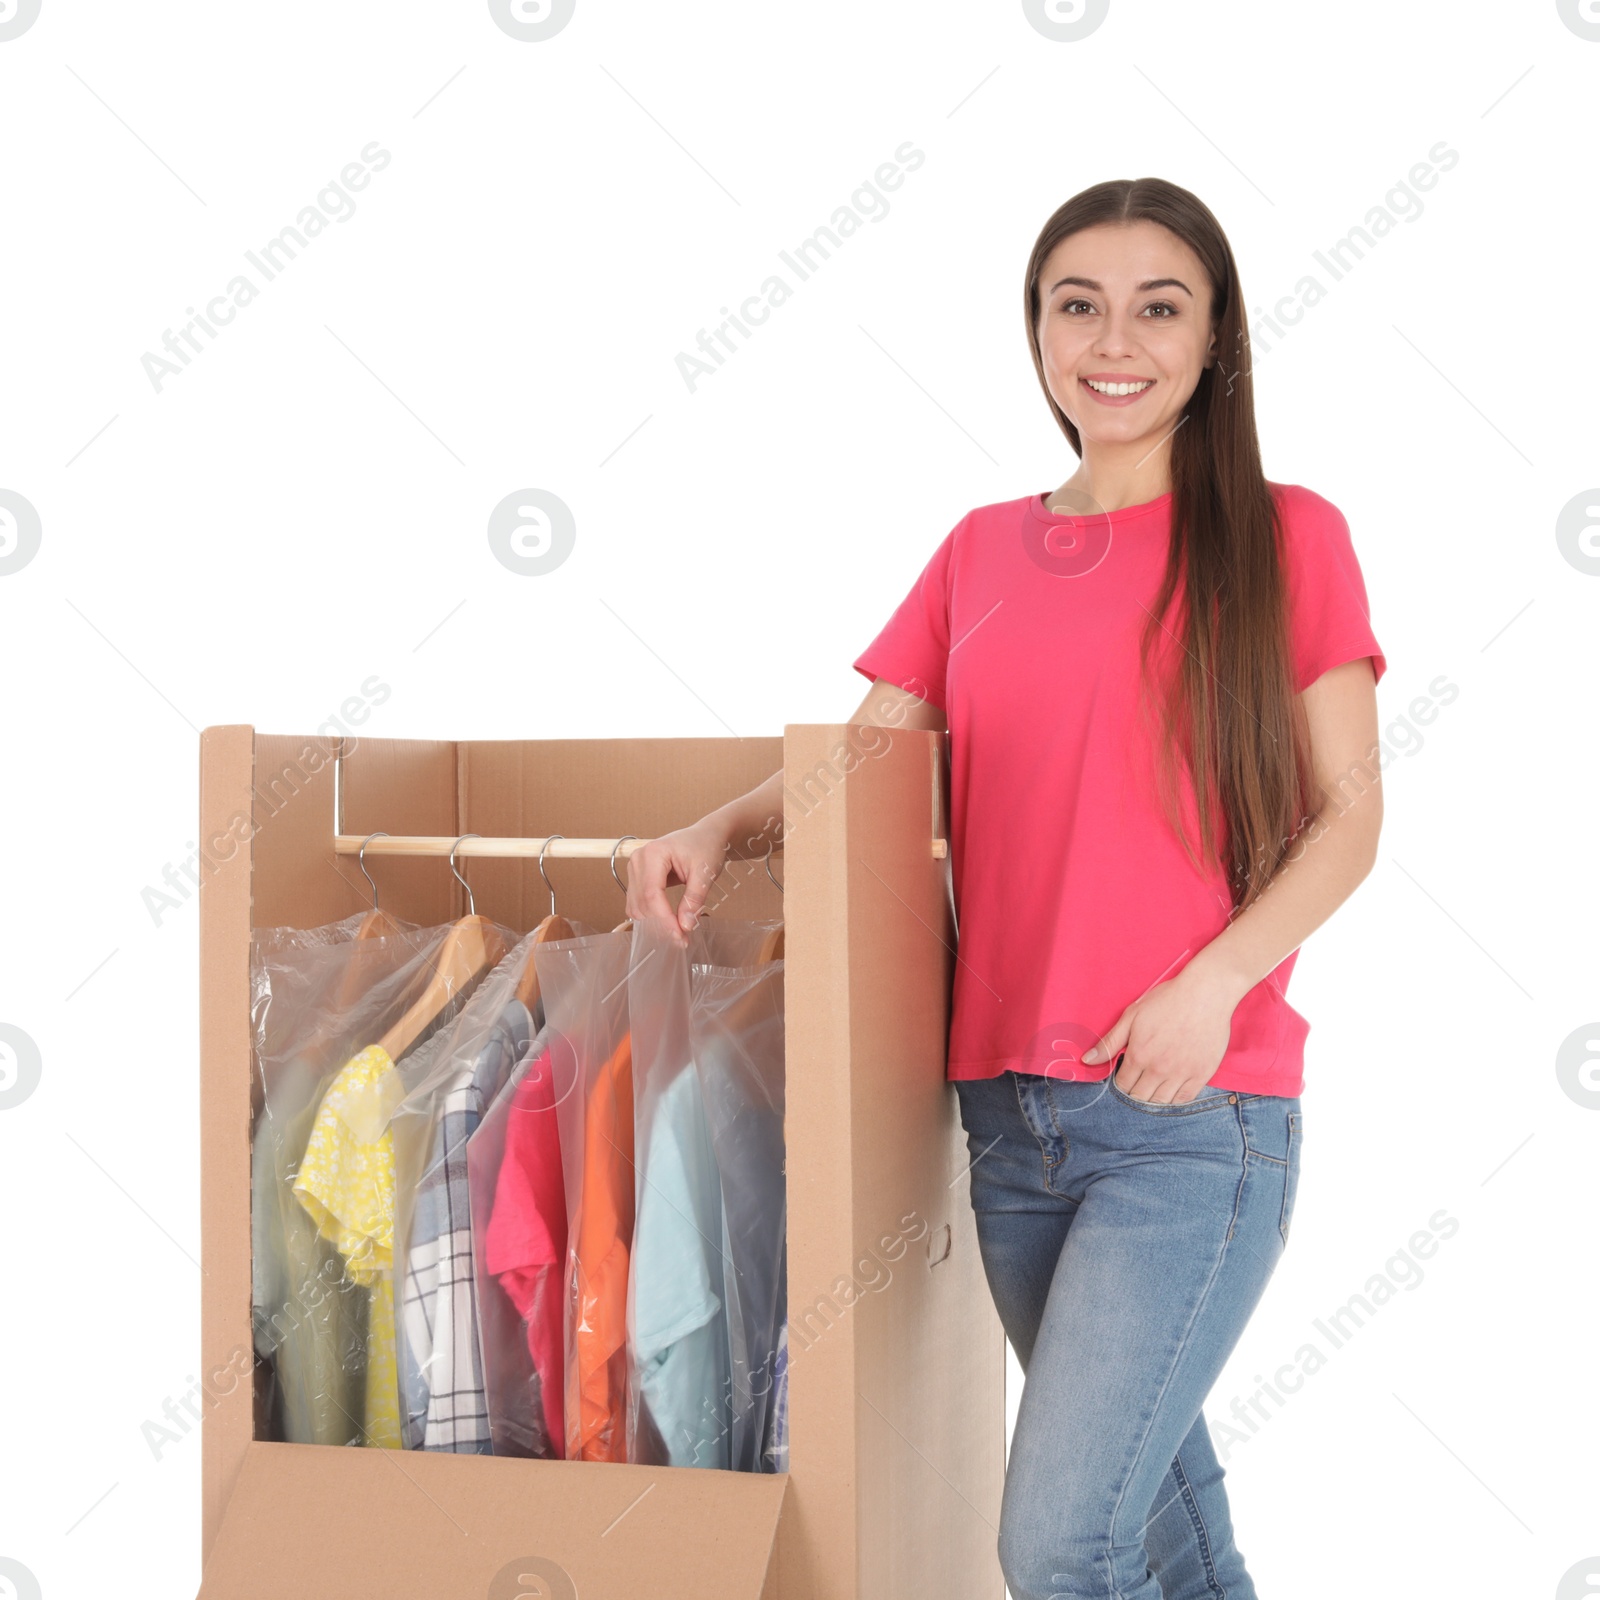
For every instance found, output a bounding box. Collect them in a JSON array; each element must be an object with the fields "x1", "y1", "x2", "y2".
[
  {"x1": 841, "y1": 726, "x2": 1005, "y2": 1598},
  {"x1": 201, "y1": 726, "x2": 998, "y2": 1599},
  {"x1": 777, "y1": 723, "x2": 1004, "y2": 1599},
  {"x1": 776, "y1": 724, "x2": 860, "y2": 1600},
  {"x1": 198, "y1": 726, "x2": 258, "y2": 1557},
  {"x1": 457, "y1": 738, "x2": 785, "y2": 933},
  {"x1": 197, "y1": 1443, "x2": 786, "y2": 1598},
  {"x1": 304, "y1": 733, "x2": 461, "y2": 930},
  {"x1": 200, "y1": 731, "x2": 463, "y2": 1560}
]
